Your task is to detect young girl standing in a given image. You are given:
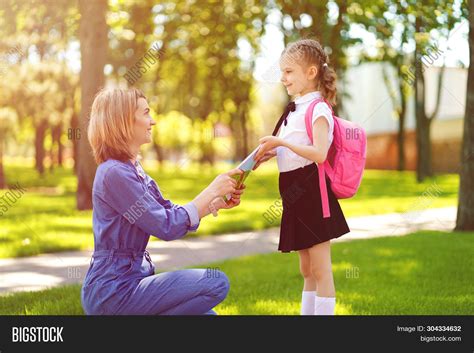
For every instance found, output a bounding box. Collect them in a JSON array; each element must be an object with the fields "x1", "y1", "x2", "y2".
[{"x1": 254, "y1": 39, "x2": 350, "y2": 315}]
